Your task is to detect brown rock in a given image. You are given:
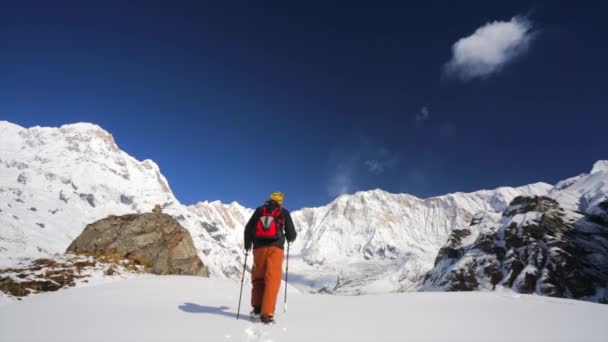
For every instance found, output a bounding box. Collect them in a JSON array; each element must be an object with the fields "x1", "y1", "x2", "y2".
[
  {"x1": 66, "y1": 212, "x2": 208, "y2": 277},
  {"x1": 105, "y1": 267, "x2": 117, "y2": 276}
]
